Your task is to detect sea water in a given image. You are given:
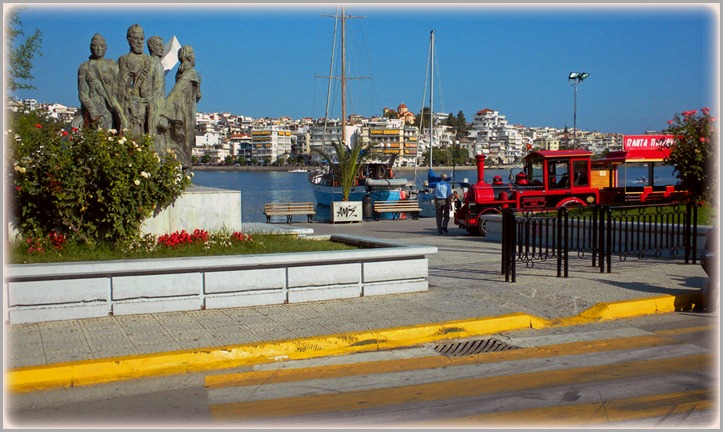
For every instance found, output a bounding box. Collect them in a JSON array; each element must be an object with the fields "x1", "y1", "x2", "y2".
[{"x1": 191, "y1": 165, "x2": 677, "y2": 223}]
